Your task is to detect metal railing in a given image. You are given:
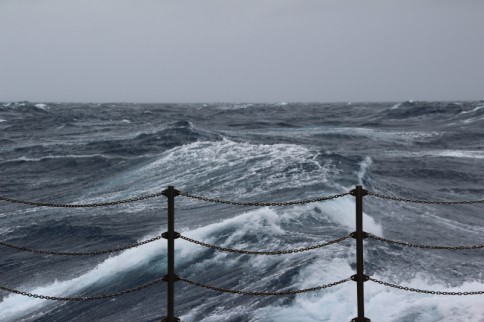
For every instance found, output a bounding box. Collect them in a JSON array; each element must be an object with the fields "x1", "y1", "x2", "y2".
[{"x1": 1, "y1": 186, "x2": 484, "y2": 322}]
